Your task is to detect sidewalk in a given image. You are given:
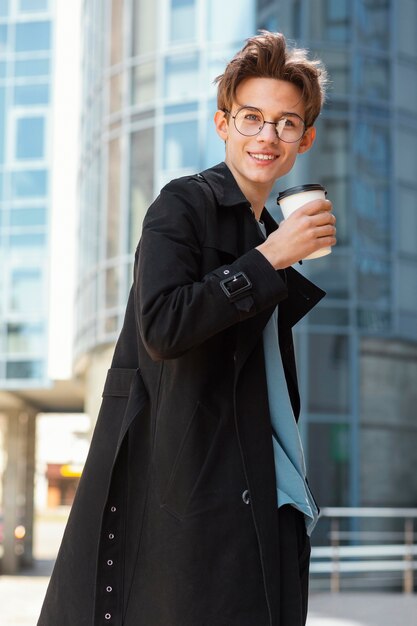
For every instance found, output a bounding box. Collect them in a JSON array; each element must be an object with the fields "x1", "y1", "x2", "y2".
[{"x1": 1, "y1": 566, "x2": 417, "y2": 626}]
